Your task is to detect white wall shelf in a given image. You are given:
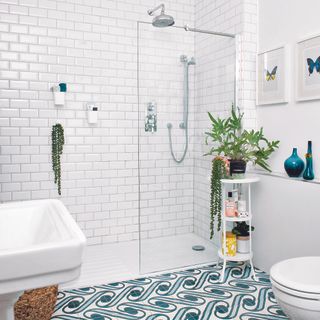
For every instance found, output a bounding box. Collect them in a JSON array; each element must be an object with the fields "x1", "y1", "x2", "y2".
[
  {"x1": 219, "y1": 176, "x2": 259, "y2": 282},
  {"x1": 251, "y1": 170, "x2": 320, "y2": 185}
]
